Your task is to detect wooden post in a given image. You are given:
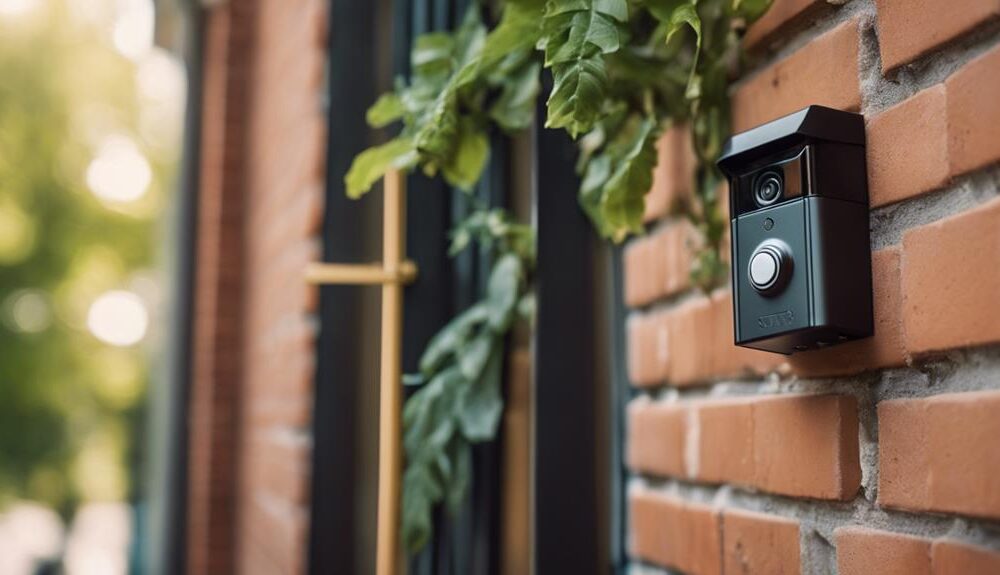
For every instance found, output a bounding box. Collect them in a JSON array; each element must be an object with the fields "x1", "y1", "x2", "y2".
[
  {"x1": 376, "y1": 170, "x2": 405, "y2": 575},
  {"x1": 304, "y1": 171, "x2": 412, "y2": 575}
]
